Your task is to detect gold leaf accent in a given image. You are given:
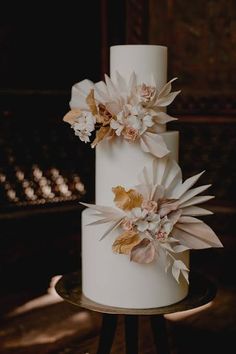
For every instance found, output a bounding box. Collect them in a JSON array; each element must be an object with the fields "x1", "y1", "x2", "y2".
[
  {"x1": 63, "y1": 109, "x2": 81, "y2": 125},
  {"x1": 112, "y1": 186, "x2": 143, "y2": 211},
  {"x1": 86, "y1": 89, "x2": 97, "y2": 116},
  {"x1": 112, "y1": 231, "x2": 141, "y2": 255},
  {"x1": 97, "y1": 104, "x2": 113, "y2": 126},
  {"x1": 91, "y1": 126, "x2": 111, "y2": 148}
]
